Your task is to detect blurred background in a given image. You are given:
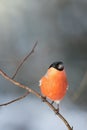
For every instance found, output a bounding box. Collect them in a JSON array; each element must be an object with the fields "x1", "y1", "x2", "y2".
[{"x1": 0, "y1": 0, "x2": 87, "y2": 130}]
